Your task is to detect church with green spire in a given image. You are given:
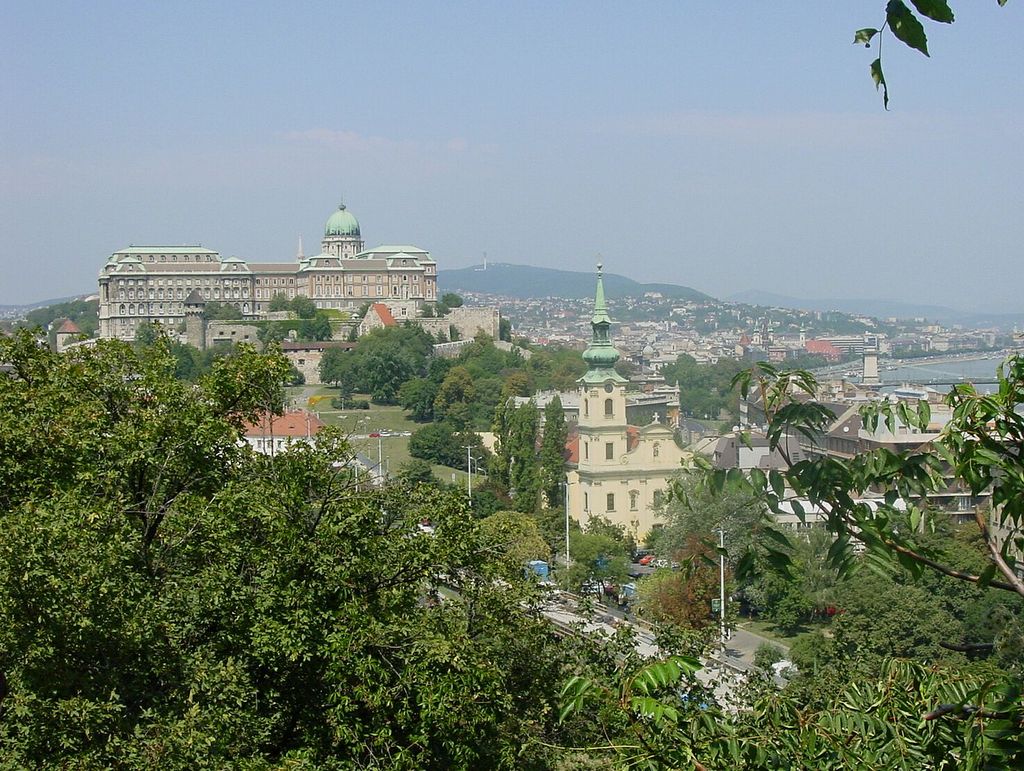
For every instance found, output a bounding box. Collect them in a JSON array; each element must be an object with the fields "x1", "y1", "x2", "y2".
[{"x1": 566, "y1": 265, "x2": 690, "y2": 540}]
